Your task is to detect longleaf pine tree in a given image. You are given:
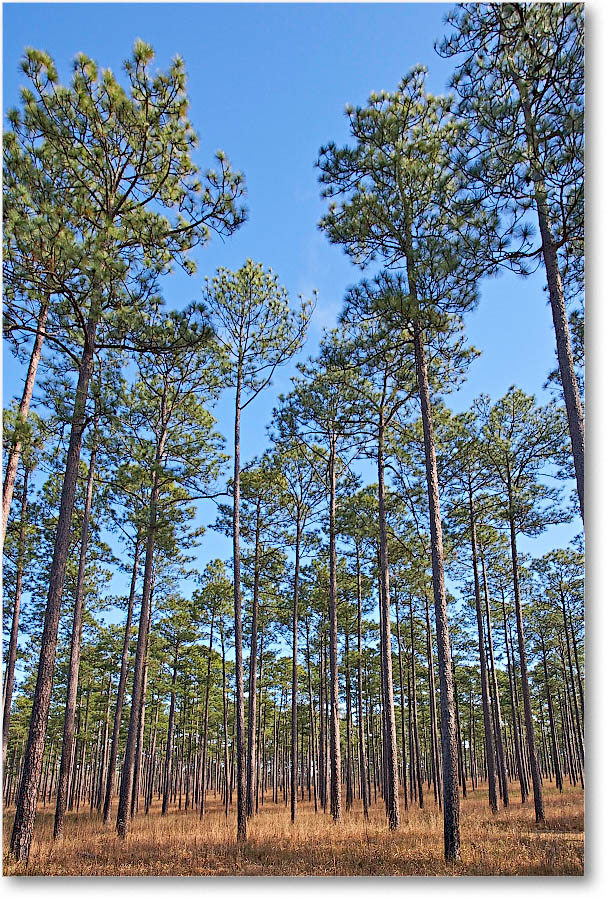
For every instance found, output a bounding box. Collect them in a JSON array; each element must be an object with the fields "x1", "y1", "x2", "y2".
[
  {"x1": 438, "y1": 3, "x2": 584, "y2": 519},
  {"x1": 317, "y1": 67, "x2": 487, "y2": 859}
]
